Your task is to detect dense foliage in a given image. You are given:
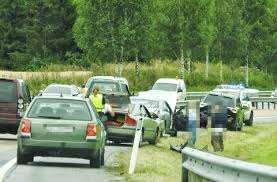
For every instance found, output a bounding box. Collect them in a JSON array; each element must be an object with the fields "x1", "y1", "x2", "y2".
[{"x1": 0, "y1": 0, "x2": 276, "y2": 77}]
